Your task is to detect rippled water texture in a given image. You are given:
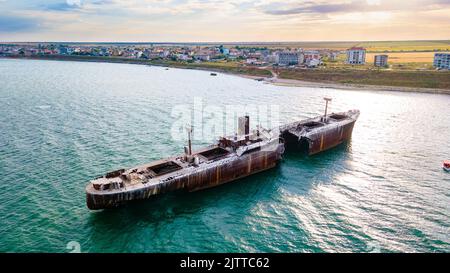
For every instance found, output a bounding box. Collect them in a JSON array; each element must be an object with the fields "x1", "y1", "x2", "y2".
[{"x1": 0, "y1": 59, "x2": 449, "y2": 252}]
